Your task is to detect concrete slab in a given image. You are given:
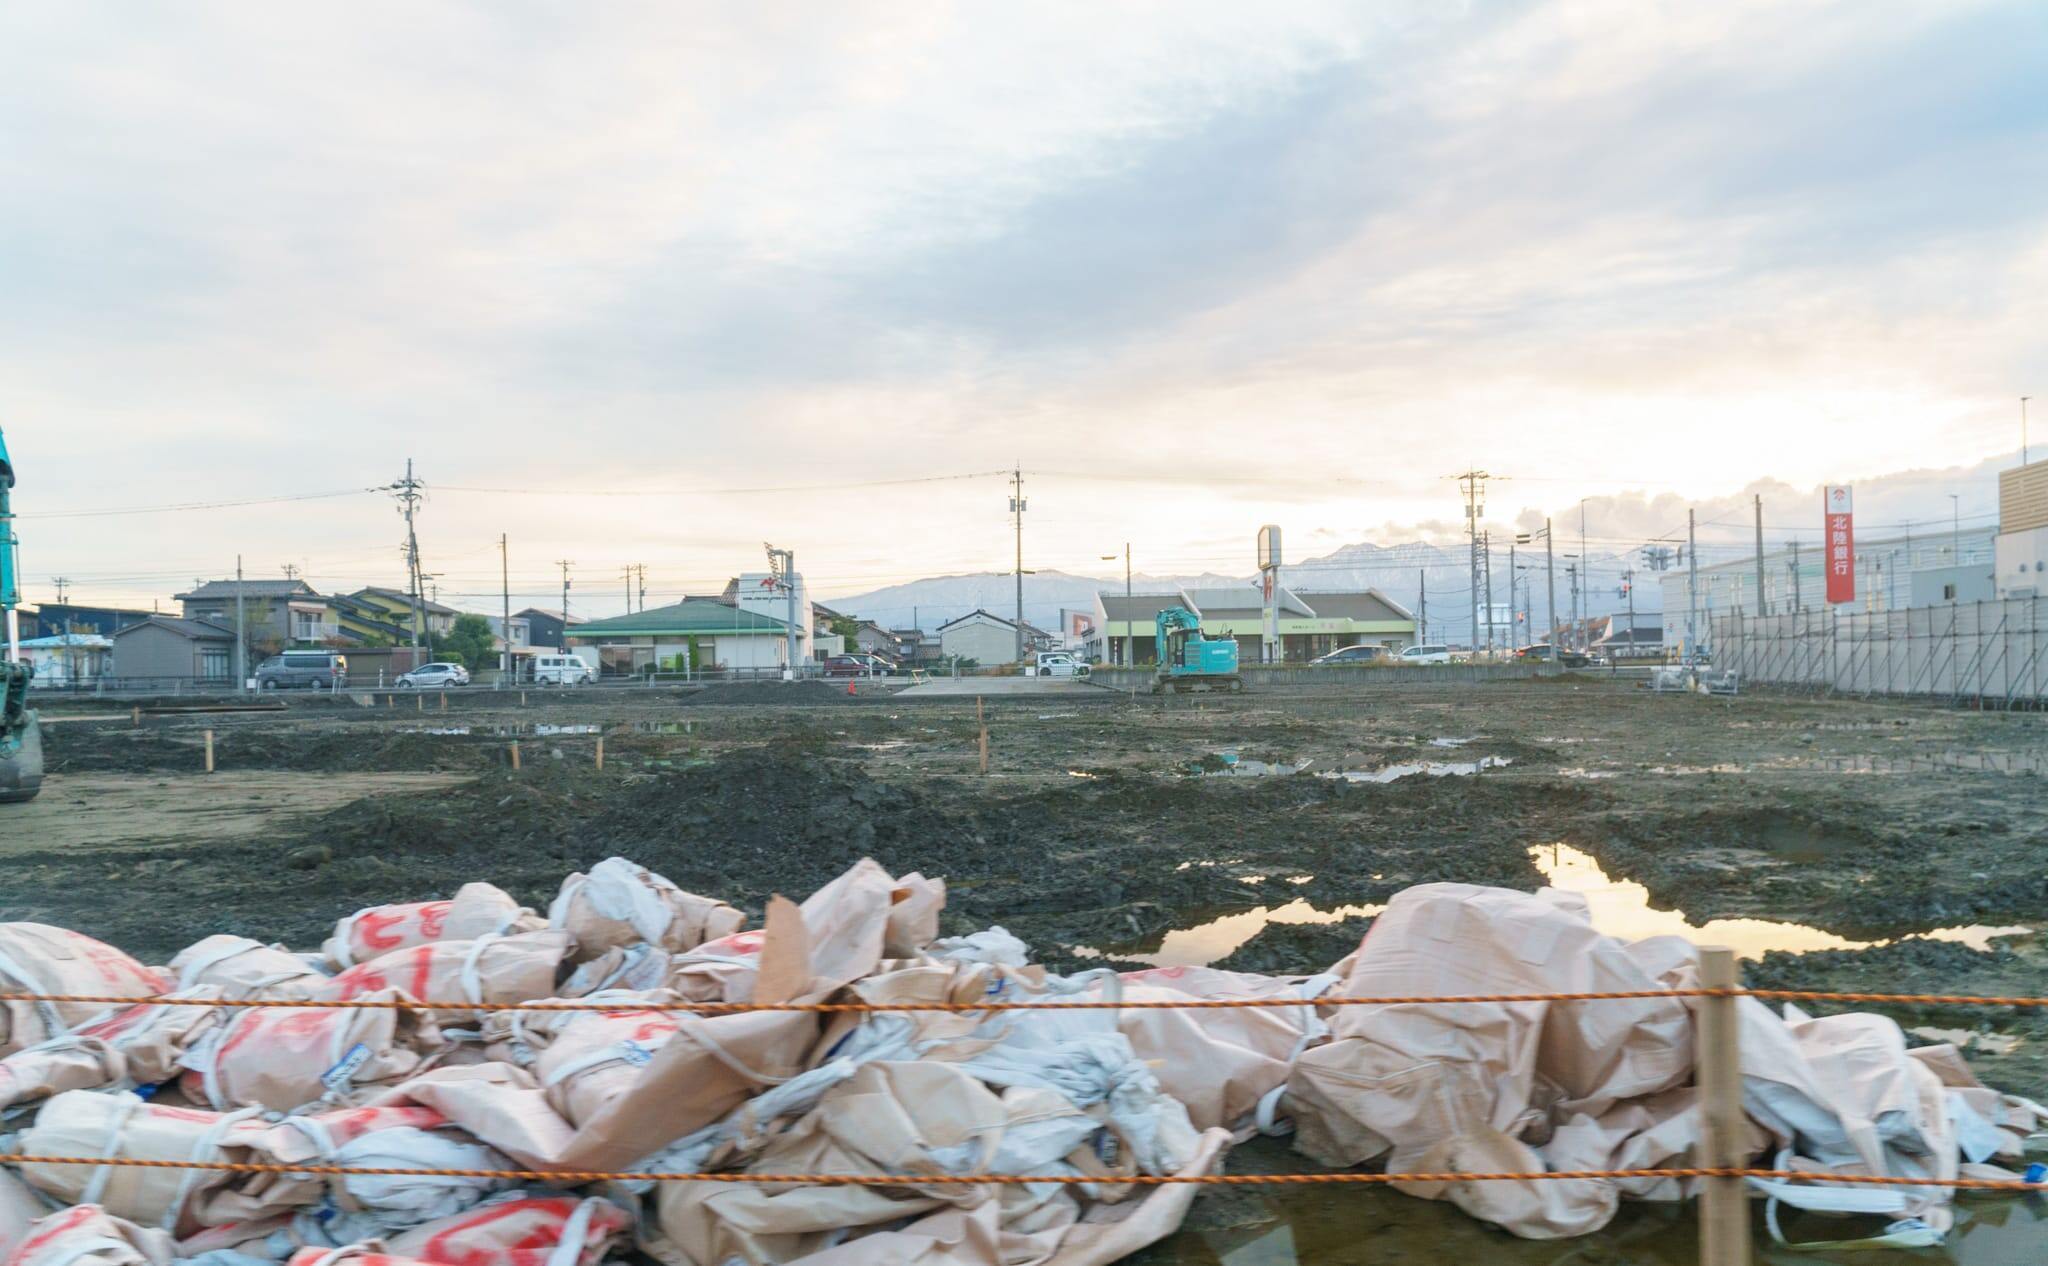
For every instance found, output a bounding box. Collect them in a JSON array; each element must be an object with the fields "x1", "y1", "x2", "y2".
[{"x1": 893, "y1": 677, "x2": 1112, "y2": 698}]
